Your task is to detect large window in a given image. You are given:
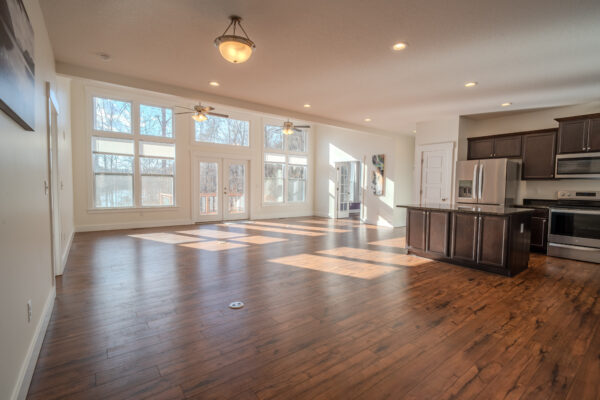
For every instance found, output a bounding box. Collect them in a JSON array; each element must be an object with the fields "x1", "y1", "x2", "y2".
[
  {"x1": 195, "y1": 115, "x2": 249, "y2": 146},
  {"x1": 91, "y1": 96, "x2": 176, "y2": 208},
  {"x1": 263, "y1": 125, "x2": 308, "y2": 204}
]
